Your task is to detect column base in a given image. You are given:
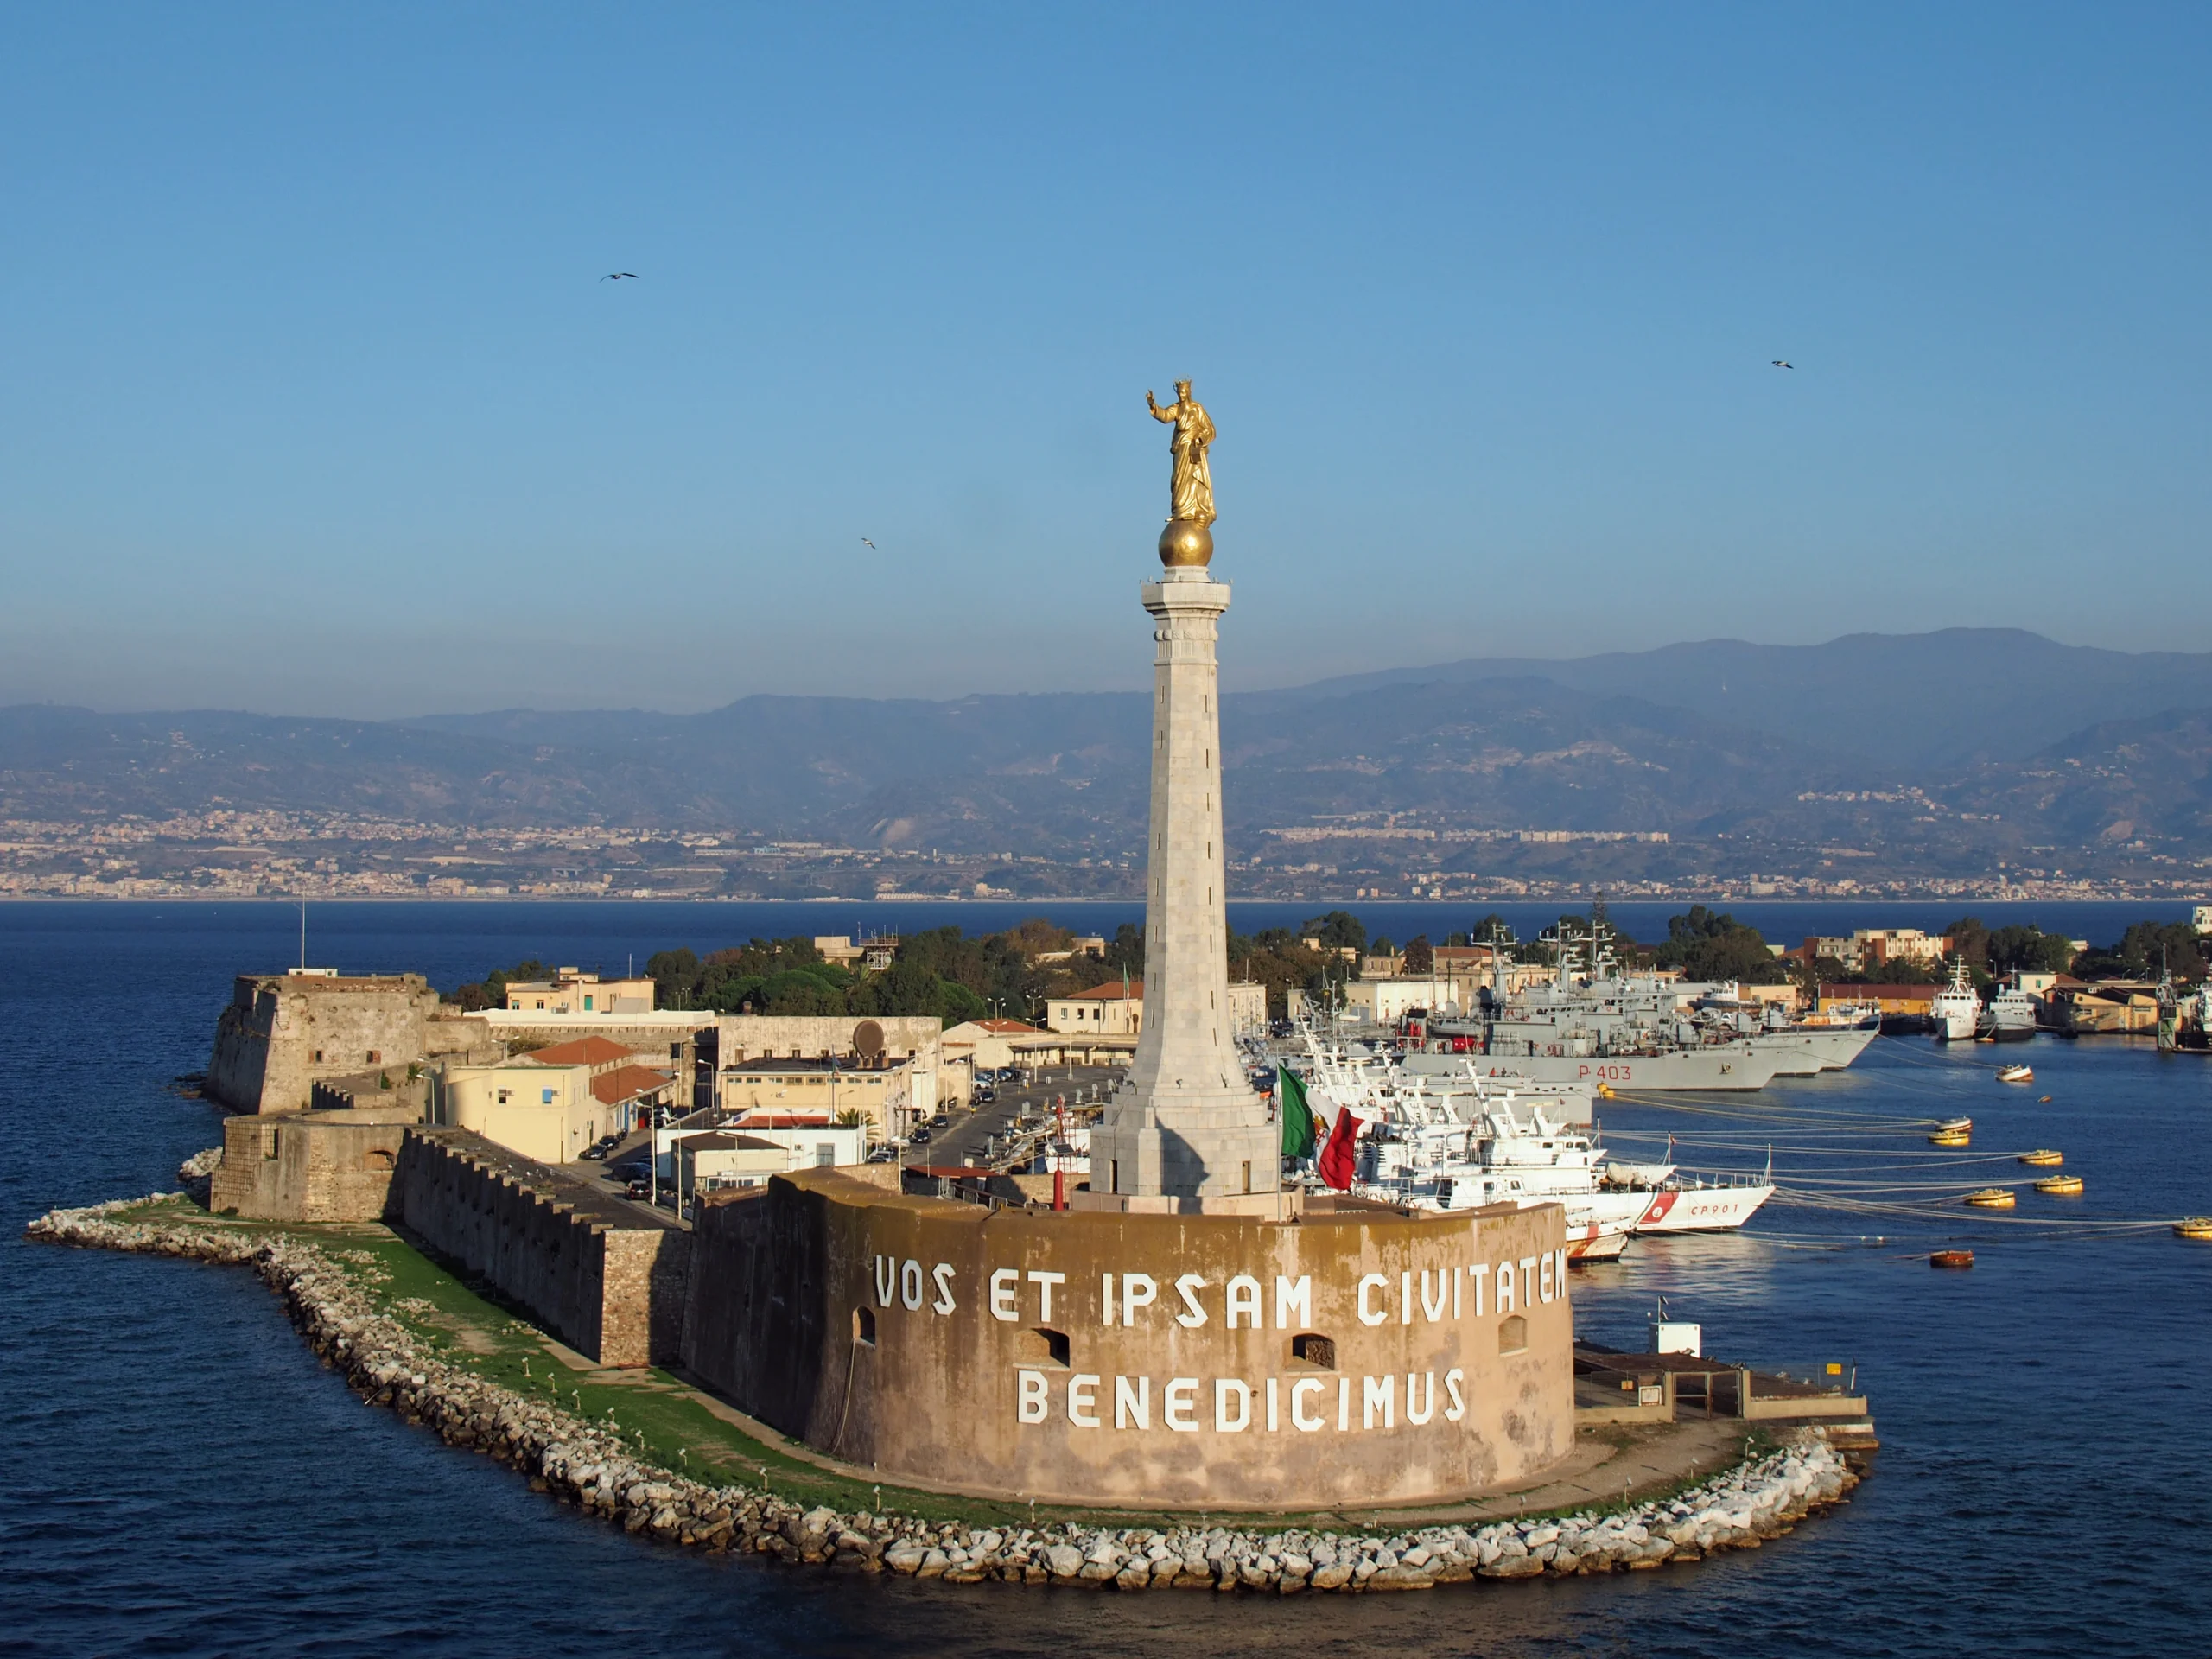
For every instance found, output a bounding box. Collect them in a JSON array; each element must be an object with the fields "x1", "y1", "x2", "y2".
[{"x1": 1066, "y1": 1185, "x2": 1303, "y2": 1219}]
